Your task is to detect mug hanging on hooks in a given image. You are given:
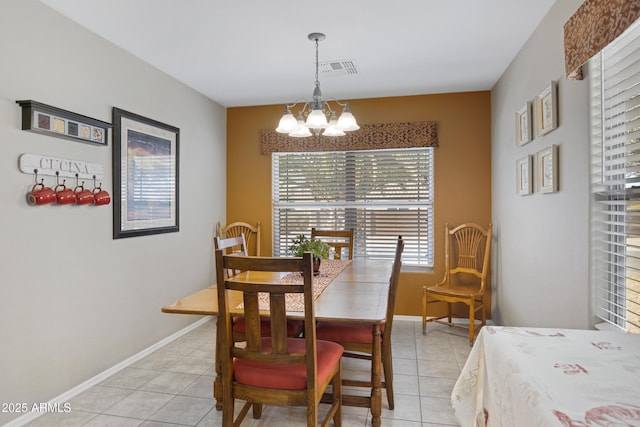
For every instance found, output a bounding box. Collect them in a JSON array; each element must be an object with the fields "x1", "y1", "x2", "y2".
[
  {"x1": 74, "y1": 174, "x2": 94, "y2": 205},
  {"x1": 92, "y1": 176, "x2": 110, "y2": 206},
  {"x1": 53, "y1": 171, "x2": 76, "y2": 205},
  {"x1": 27, "y1": 169, "x2": 55, "y2": 205}
]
